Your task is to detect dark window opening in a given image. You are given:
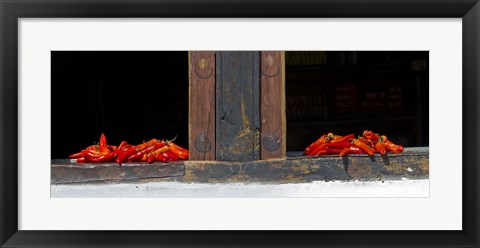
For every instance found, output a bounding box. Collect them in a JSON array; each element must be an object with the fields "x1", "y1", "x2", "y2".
[
  {"x1": 285, "y1": 51, "x2": 429, "y2": 151},
  {"x1": 51, "y1": 51, "x2": 189, "y2": 159}
]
